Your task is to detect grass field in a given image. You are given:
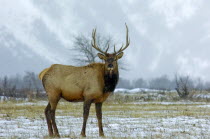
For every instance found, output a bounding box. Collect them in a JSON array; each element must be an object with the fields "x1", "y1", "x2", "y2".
[{"x1": 1, "y1": 94, "x2": 210, "y2": 138}]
